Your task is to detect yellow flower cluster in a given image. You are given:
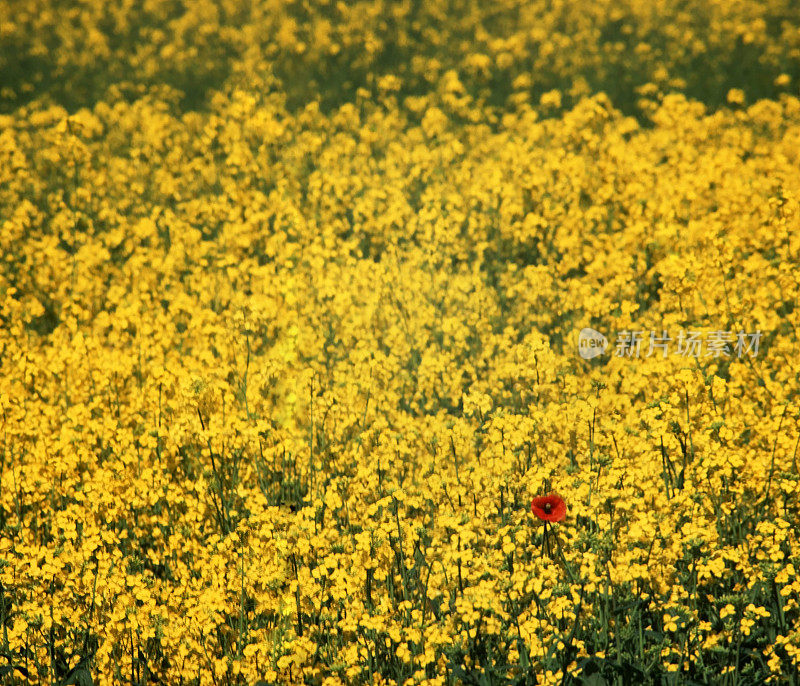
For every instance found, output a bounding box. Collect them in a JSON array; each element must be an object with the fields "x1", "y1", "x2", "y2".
[
  {"x1": 2, "y1": 0, "x2": 800, "y2": 684},
  {"x1": 2, "y1": 0, "x2": 799, "y2": 116}
]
